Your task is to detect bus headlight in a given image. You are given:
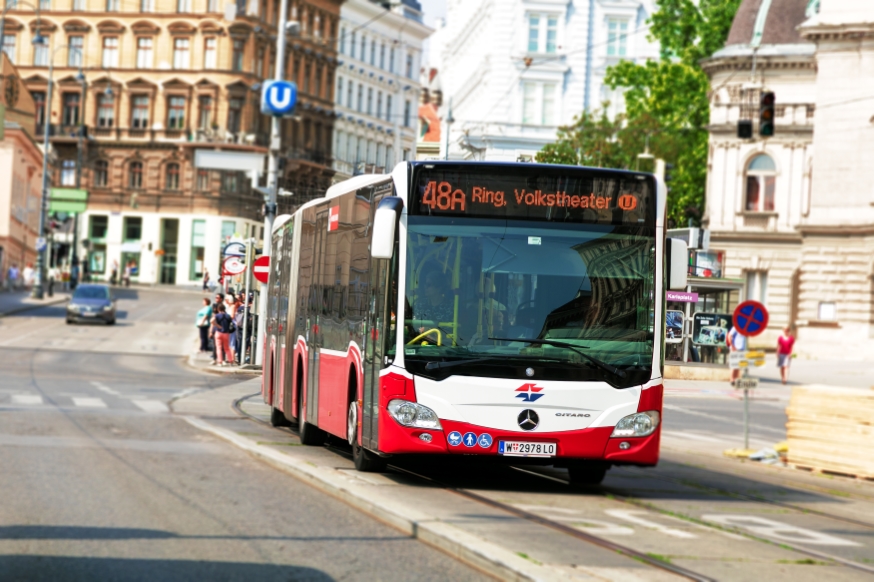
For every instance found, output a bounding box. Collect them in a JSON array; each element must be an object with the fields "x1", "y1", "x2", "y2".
[
  {"x1": 387, "y1": 399, "x2": 442, "y2": 430},
  {"x1": 610, "y1": 411, "x2": 660, "y2": 438}
]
